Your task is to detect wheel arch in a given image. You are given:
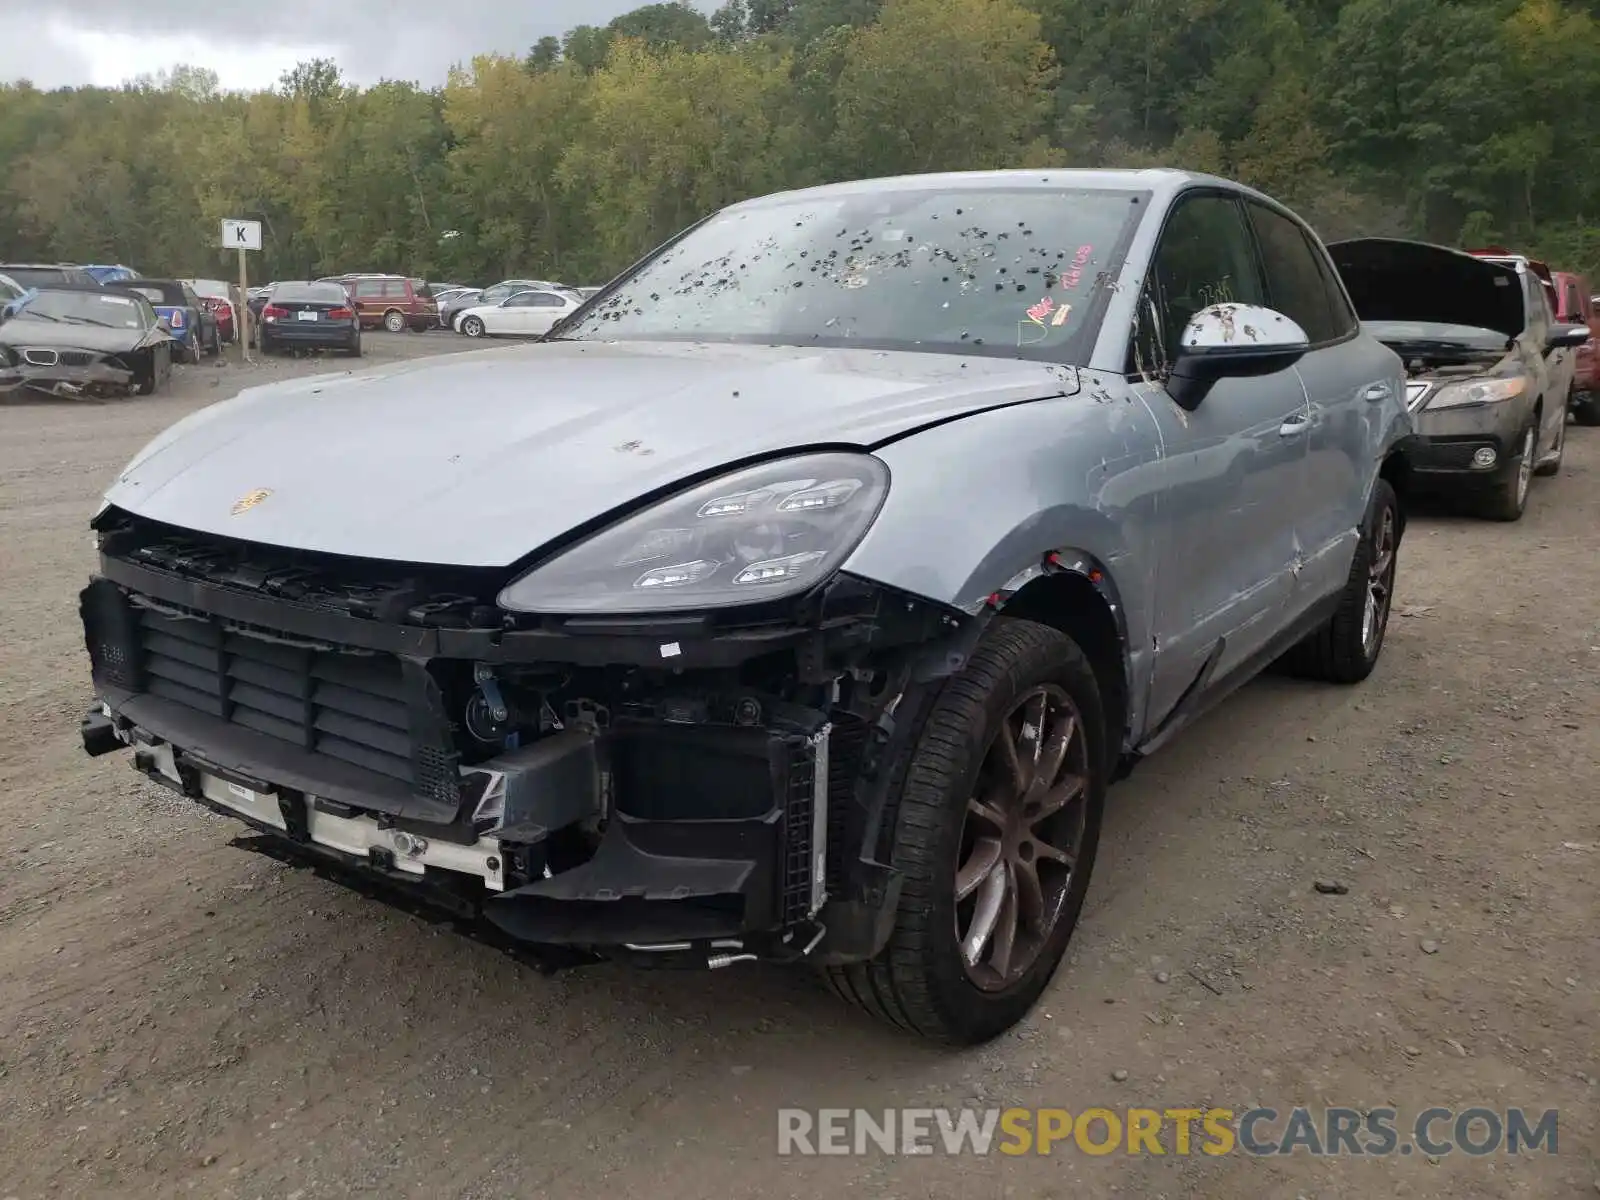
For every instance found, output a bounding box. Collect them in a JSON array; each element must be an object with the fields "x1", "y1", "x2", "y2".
[
  {"x1": 987, "y1": 559, "x2": 1132, "y2": 775},
  {"x1": 1377, "y1": 449, "x2": 1412, "y2": 539}
]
